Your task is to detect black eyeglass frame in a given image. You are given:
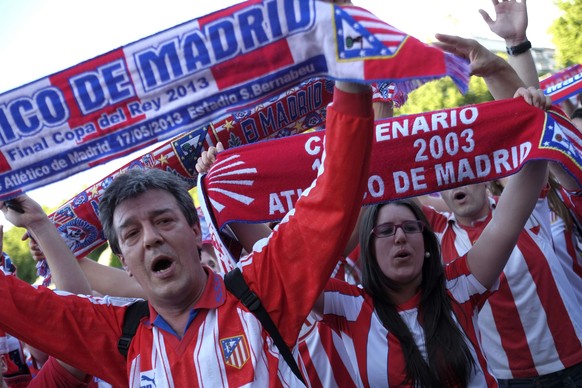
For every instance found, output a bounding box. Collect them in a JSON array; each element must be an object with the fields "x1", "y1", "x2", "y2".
[{"x1": 370, "y1": 220, "x2": 425, "y2": 238}]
